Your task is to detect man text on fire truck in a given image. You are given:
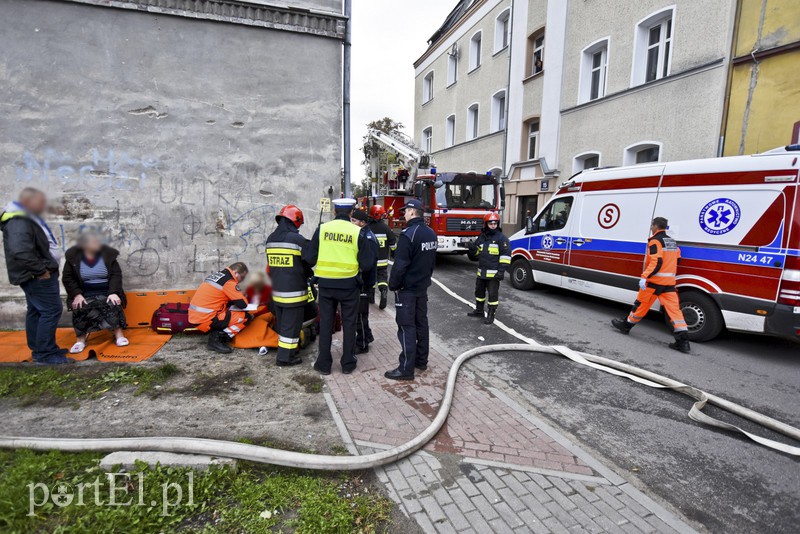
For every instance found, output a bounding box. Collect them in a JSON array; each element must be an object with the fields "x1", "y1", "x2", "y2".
[
  {"x1": 367, "y1": 205, "x2": 397, "y2": 309},
  {"x1": 351, "y1": 209, "x2": 379, "y2": 354},
  {"x1": 307, "y1": 198, "x2": 377, "y2": 375},
  {"x1": 265, "y1": 205, "x2": 314, "y2": 367},
  {"x1": 385, "y1": 199, "x2": 437, "y2": 381},
  {"x1": 467, "y1": 212, "x2": 511, "y2": 325},
  {"x1": 612, "y1": 217, "x2": 691, "y2": 354},
  {"x1": 188, "y1": 263, "x2": 251, "y2": 354}
]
